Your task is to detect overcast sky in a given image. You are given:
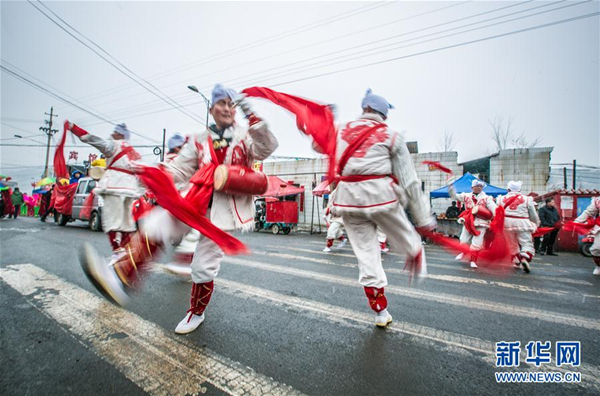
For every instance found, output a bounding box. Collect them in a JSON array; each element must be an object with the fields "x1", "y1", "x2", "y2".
[{"x1": 1, "y1": 0, "x2": 599, "y2": 189}]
